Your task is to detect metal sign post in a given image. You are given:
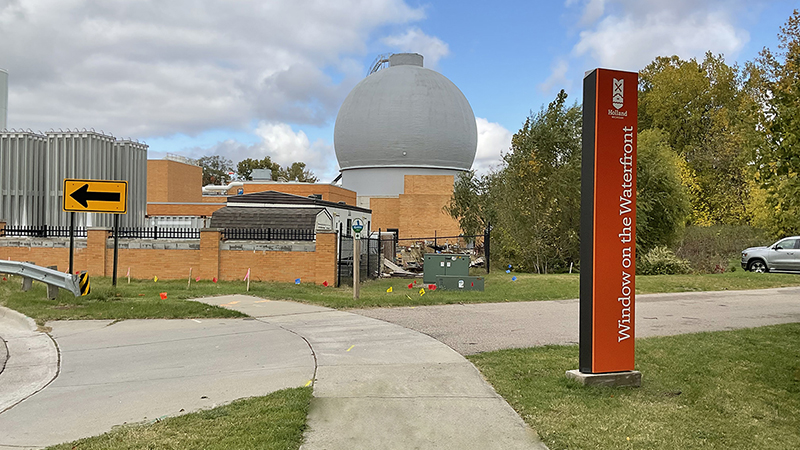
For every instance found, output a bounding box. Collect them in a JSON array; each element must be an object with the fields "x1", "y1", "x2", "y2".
[
  {"x1": 353, "y1": 236, "x2": 360, "y2": 300},
  {"x1": 69, "y1": 212, "x2": 75, "y2": 275},
  {"x1": 112, "y1": 214, "x2": 120, "y2": 286},
  {"x1": 352, "y1": 219, "x2": 363, "y2": 300}
]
